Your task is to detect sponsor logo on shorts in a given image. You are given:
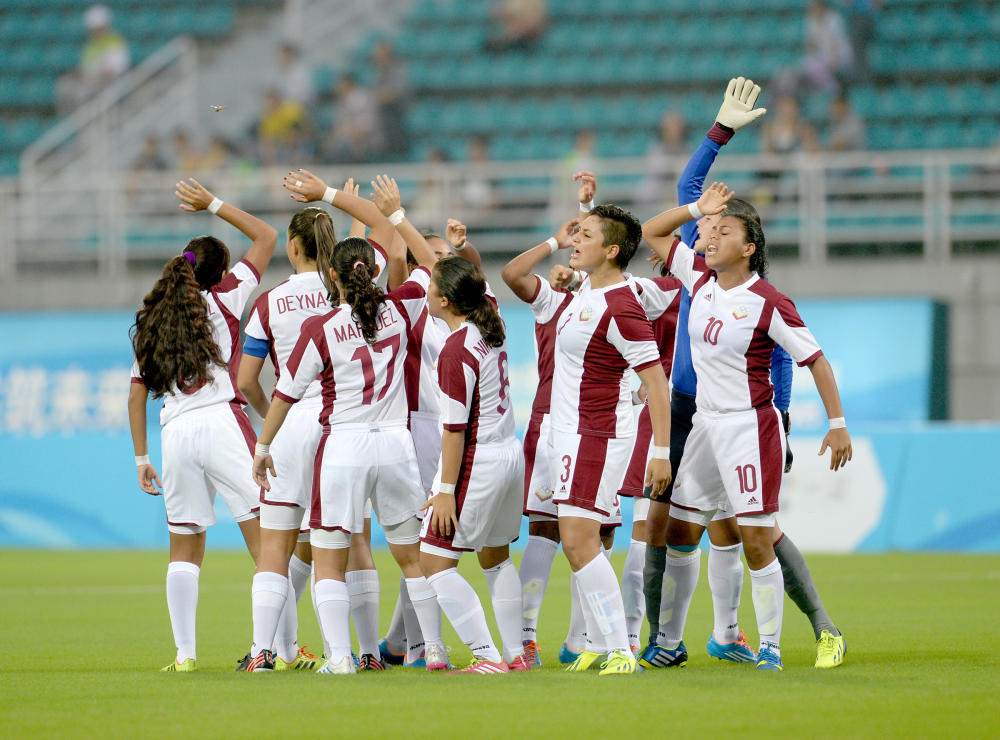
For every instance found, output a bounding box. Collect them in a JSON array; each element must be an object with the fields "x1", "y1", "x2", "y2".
[
  {"x1": 535, "y1": 488, "x2": 553, "y2": 502},
  {"x1": 733, "y1": 306, "x2": 749, "y2": 320},
  {"x1": 747, "y1": 496, "x2": 759, "y2": 505},
  {"x1": 559, "y1": 484, "x2": 567, "y2": 493}
]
